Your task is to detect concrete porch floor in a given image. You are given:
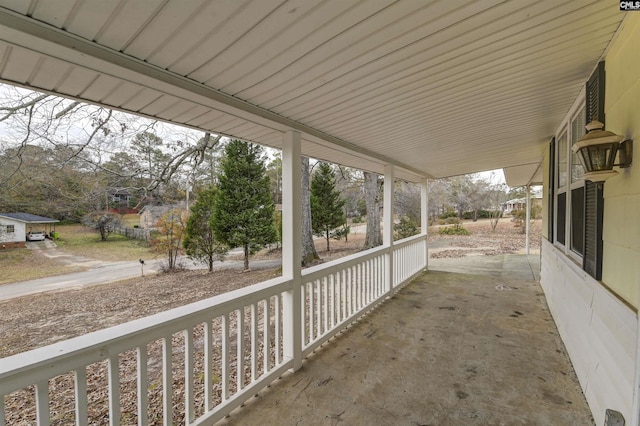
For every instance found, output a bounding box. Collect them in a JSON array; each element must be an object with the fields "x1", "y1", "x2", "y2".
[{"x1": 221, "y1": 255, "x2": 593, "y2": 425}]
